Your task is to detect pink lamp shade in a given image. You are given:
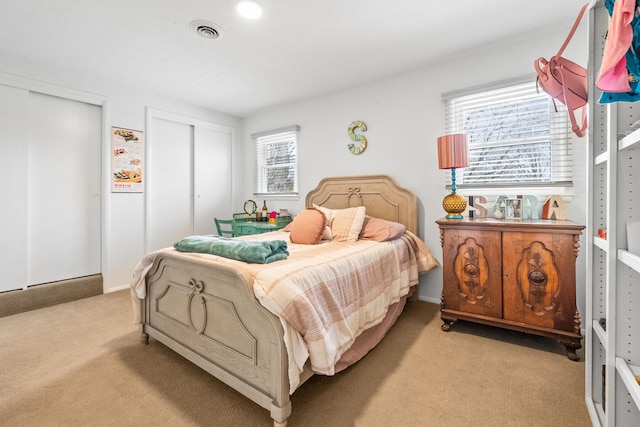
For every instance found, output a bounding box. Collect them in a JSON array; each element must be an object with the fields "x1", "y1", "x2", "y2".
[{"x1": 437, "y1": 134, "x2": 469, "y2": 170}]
